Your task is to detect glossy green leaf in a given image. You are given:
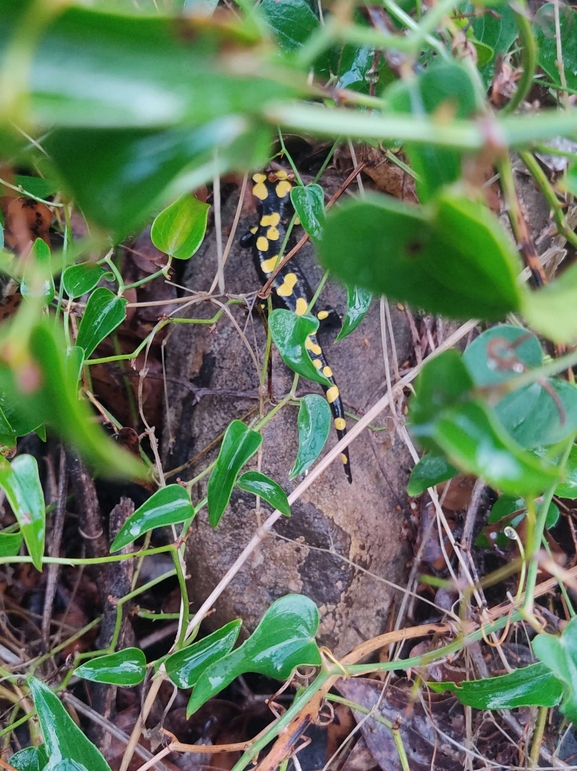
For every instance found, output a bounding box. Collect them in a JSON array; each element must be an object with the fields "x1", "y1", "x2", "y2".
[
  {"x1": 187, "y1": 595, "x2": 321, "y2": 716},
  {"x1": 478, "y1": 495, "x2": 559, "y2": 548},
  {"x1": 237, "y1": 471, "x2": 291, "y2": 517},
  {"x1": 495, "y1": 379, "x2": 577, "y2": 449},
  {"x1": 534, "y1": 617, "x2": 577, "y2": 724},
  {"x1": 522, "y1": 261, "x2": 577, "y2": 343},
  {"x1": 47, "y1": 121, "x2": 271, "y2": 239},
  {"x1": 534, "y1": 4, "x2": 577, "y2": 91},
  {"x1": 111, "y1": 484, "x2": 194, "y2": 551},
  {"x1": 21, "y1": 239, "x2": 55, "y2": 305},
  {"x1": 75, "y1": 648, "x2": 146, "y2": 686},
  {"x1": 0, "y1": 319, "x2": 144, "y2": 479},
  {"x1": 336, "y1": 285, "x2": 372, "y2": 342},
  {"x1": 11, "y1": 745, "x2": 48, "y2": 771},
  {"x1": 14, "y1": 174, "x2": 57, "y2": 200},
  {"x1": 463, "y1": 325, "x2": 543, "y2": 386},
  {"x1": 45, "y1": 761, "x2": 89, "y2": 771},
  {"x1": 289, "y1": 393, "x2": 331, "y2": 479},
  {"x1": 335, "y1": 44, "x2": 380, "y2": 92},
  {"x1": 269, "y1": 310, "x2": 331, "y2": 387},
  {"x1": 0, "y1": 530, "x2": 23, "y2": 557},
  {"x1": 0, "y1": 455, "x2": 45, "y2": 571},
  {"x1": 166, "y1": 619, "x2": 242, "y2": 688},
  {"x1": 470, "y1": 4, "x2": 518, "y2": 84},
  {"x1": 207, "y1": 420, "x2": 262, "y2": 528},
  {"x1": 76, "y1": 288, "x2": 127, "y2": 358},
  {"x1": 319, "y1": 192, "x2": 522, "y2": 321},
  {"x1": 556, "y1": 444, "x2": 577, "y2": 498},
  {"x1": 66, "y1": 346, "x2": 85, "y2": 387},
  {"x1": 290, "y1": 184, "x2": 325, "y2": 242},
  {"x1": 385, "y1": 64, "x2": 477, "y2": 201},
  {"x1": 433, "y1": 401, "x2": 560, "y2": 496},
  {"x1": 407, "y1": 453, "x2": 458, "y2": 496},
  {"x1": 151, "y1": 194, "x2": 210, "y2": 260},
  {"x1": 429, "y1": 662, "x2": 562, "y2": 709},
  {"x1": 62, "y1": 263, "x2": 107, "y2": 298},
  {"x1": 28, "y1": 677, "x2": 112, "y2": 771},
  {"x1": 260, "y1": 0, "x2": 319, "y2": 52}
]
